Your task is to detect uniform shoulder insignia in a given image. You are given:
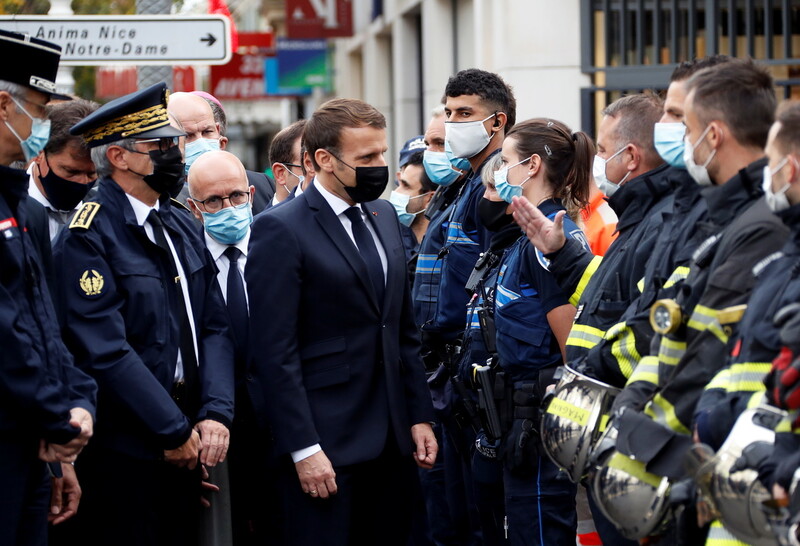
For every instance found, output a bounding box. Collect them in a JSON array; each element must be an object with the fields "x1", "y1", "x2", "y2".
[
  {"x1": 170, "y1": 198, "x2": 190, "y2": 212},
  {"x1": 69, "y1": 202, "x2": 101, "y2": 230}
]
